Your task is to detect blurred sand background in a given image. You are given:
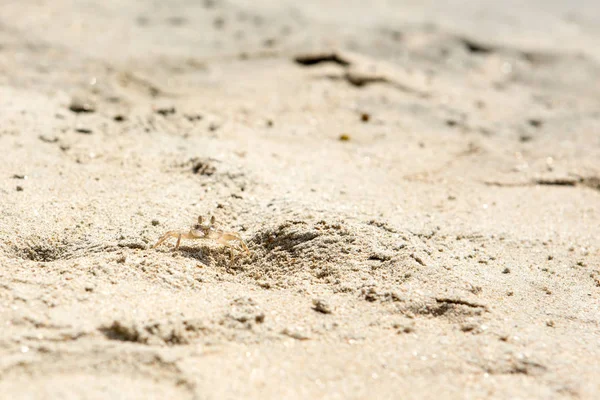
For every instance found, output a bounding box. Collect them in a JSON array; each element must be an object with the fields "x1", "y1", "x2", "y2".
[{"x1": 1, "y1": 0, "x2": 599, "y2": 398}]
